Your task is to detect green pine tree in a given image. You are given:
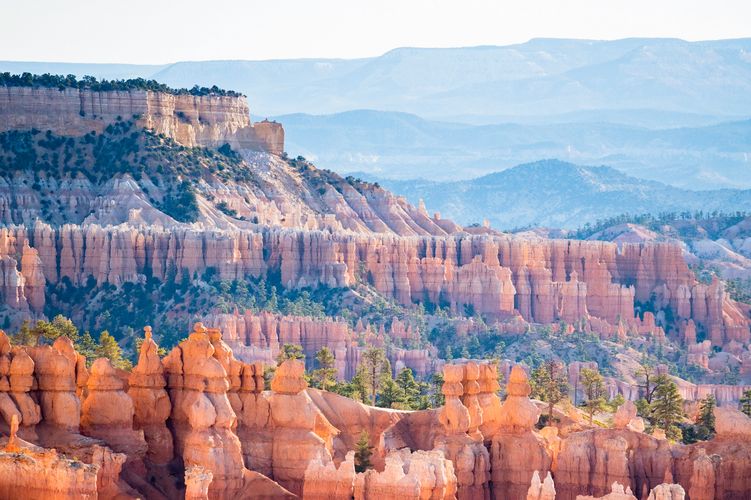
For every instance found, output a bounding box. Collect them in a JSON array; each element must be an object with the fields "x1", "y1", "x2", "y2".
[
  {"x1": 311, "y1": 347, "x2": 337, "y2": 391},
  {"x1": 695, "y1": 394, "x2": 716, "y2": 440},
  {"x1": 650, "y1": 375, "x2": 684, "y2": 441},
  {"x1": 96, "y1": 330, "x2": 131, "y2": 370},
  {"x1": 359, "y1": 347, "x2": 390, "y2": 406},
  {"x1": 378, "y1": 378, "x2": 407, "y2": 408},
  {"x1": 531, "y1": 360, "x2": 569, "y2": 423},
  {"x1": 395, "y1": 367, "x2": 421, "y2": 408},
  {"x1": 430, "y1": 373, "x2": 446, "y2": 408},
  {"x1": 580, "y1": 367, "x2": 606, "y2": 425},
  {"x1": 10, "y1": 320, "x2": 36, "y2": 346},
  {"x1": 354, "y1": 430, "x2": 374, "y2": 473},
  {"x1": 740, "y1": 389, "x2": 751, "y2": 417},
  {"x1": 276, "y1": 343, "x2": 304, "y2": 364}
]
